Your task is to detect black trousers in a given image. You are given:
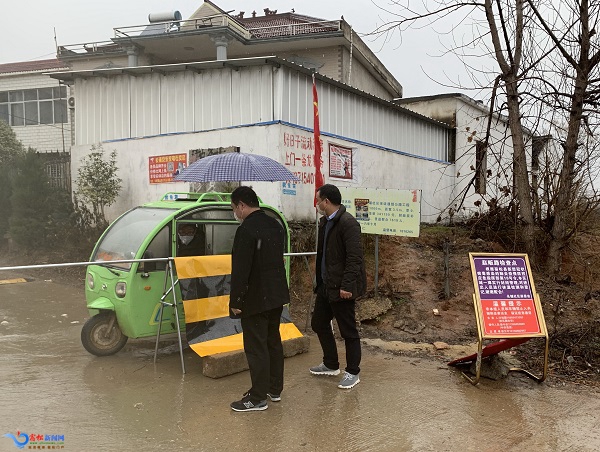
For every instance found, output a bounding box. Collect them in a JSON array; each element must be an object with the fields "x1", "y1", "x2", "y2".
[
  {"x1": 241, "y1": 305, "x2": 284, "y2": 403},
  {"x1": 311, "y1": 286, "x2": 361, "y2": 375}
]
